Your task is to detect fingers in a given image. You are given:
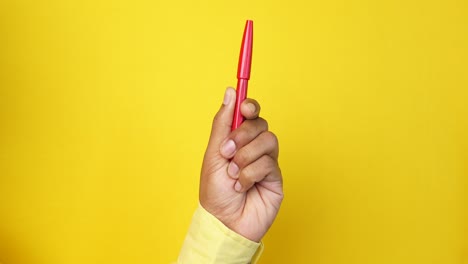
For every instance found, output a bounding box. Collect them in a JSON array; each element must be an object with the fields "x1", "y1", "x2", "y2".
[
  {"x1": 203, "y1": 87, "x2": 281, "y2": 197},
  {"x1": 219, "y1": 118, "x2": 269, "y2": 158},
  {"x1": 227, "y1": 130, "x2": 280, "y2": 193},
  {"x1": 234, "y1": 155, "x2": 282, "y2": 192},
  {"x1": 226, "y1": 131, "x2": 279, "y2": 178},
  {"x1": 205, "y1": 87, "x2": 236, "y2": 155}
]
